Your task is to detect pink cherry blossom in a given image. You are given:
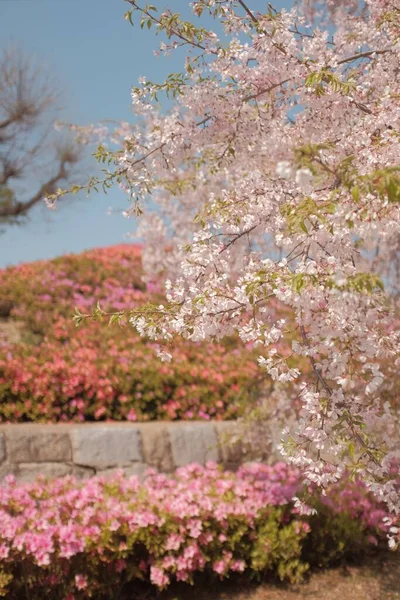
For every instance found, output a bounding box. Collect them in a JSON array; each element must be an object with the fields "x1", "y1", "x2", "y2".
[{"x1": 55, "y1": 0, "x2": 400, "y2": 513}]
